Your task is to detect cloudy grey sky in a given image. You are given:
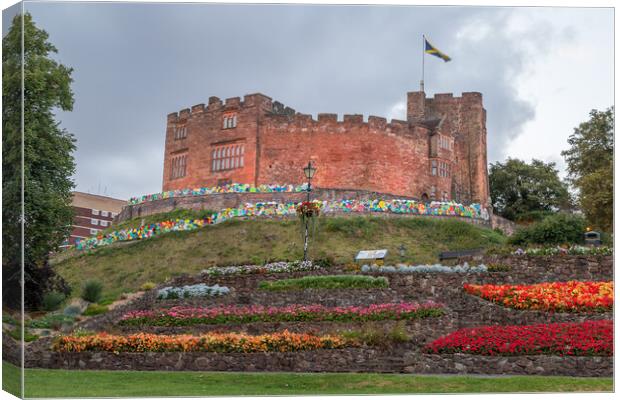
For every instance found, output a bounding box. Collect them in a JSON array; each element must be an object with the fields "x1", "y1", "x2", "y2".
[{"x1": 2, "y1": 2, "x2": 614, "y2": 200}]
